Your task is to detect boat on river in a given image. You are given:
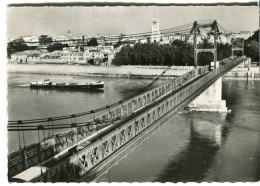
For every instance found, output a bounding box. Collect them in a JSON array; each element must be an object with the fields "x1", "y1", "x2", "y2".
[{"x1": 30, "y1": 79, "x2": 104, "y2": 89}]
